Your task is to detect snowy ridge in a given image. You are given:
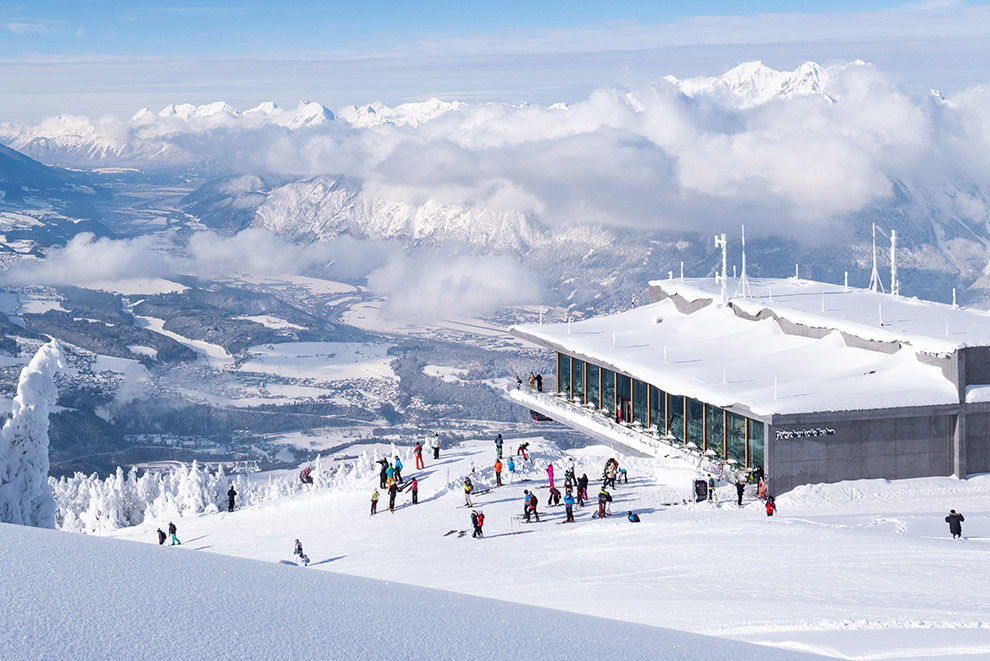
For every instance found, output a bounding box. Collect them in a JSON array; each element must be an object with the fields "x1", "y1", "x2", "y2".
[
  {"x1": 336, "y1": 98, "x2": 466, "y2": 128},
  {"x1": 666, "y1": 60, "x2": 841, "y2": 108}
]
